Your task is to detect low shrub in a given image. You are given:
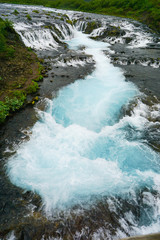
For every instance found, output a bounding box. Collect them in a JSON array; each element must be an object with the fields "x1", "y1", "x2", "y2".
[{"x1": 26, "y1": 81, "x2": 39, "y2": 94}]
